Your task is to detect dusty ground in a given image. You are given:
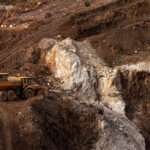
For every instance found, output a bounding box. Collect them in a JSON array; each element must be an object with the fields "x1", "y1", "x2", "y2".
[
  {"x1": 0, "y1": 94, "x2": 101, "y2": 150},
  {"x1": 0, "y1": 0, "x2": 150, "y2": 149}
]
